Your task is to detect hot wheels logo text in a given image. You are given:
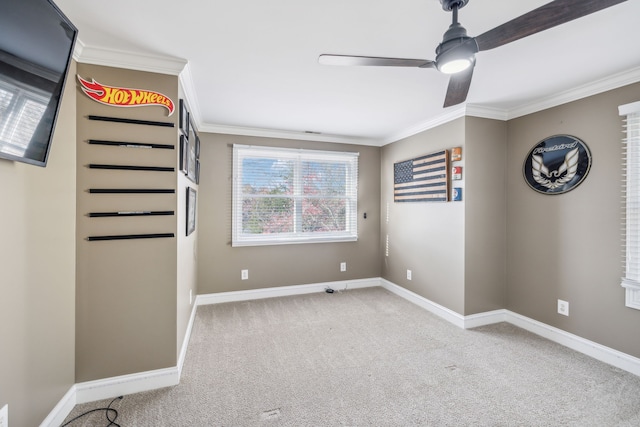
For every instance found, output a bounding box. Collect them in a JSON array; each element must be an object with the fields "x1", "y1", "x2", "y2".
[{"x1": 77, "y1": 75, "x2": 175, "y2": 116}]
